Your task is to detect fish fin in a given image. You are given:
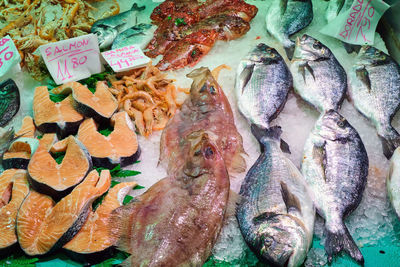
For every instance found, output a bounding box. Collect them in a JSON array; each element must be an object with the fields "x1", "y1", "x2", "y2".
[
  {"x1": 280, "y1": 181, "x2": 302, "y2": 215},
  {"x1": 298, "y1": 64, "x2": 306, "y2": 83},
  {"x1": 252, "y1": 212, "x2": 275, "y2": 224},
  {"x1": 304, "y1": 62, "x2": 315, "y2": 81},
  {"x1": 238, "y1": 63, "x2": 254, "y2": 94},
  {"x1": 379, "y1": 133, "x2": 400, "y2": 160},
  {"x1": 343, "y1": 42, "x2": 361, "y2": 54},
  {"x1": 284, "y1": 43, "x2": 295, "y2": 61},
  {"x1": 131, "y1": 3, "x2": 145, "y2": 11},
  {"x1": 312, "y1": 141, "x2": 327, "y2": 181},
  {"x1": 280, "y1": 139, "x2": 291, "y2": 154},
  {"x1": 355, "y1": 65, "x2": 372, "y2": 92},
  {"x1": 325, "y1": 223, "x2": 364, "y2": 264},
  {"x1": 229, "y1": 152, "x2": 247, "y2": 174},
  {"x1": 251, "y1": 124, "x2": 291, "y2": 154},
  {"x1": 225, "y1": 190, "x2": 242, "y2": 220},
  {"x1": 109, "y1": 203, "x2": 137, "y2": 253}
]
